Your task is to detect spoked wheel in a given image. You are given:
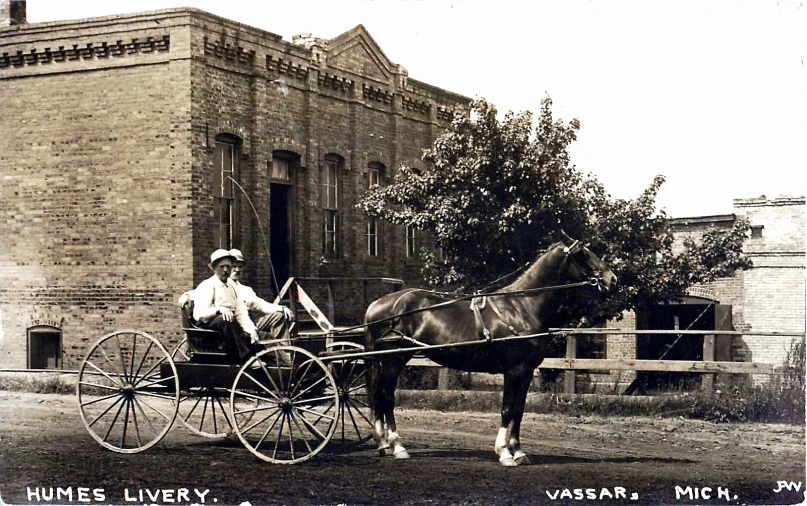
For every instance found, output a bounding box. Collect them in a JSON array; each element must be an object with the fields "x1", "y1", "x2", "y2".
[
  {"x1": 170, "y1": 337, "x2": 234, "y2": 439},
  {"x1": 77, "y1": 330, "x2": 179, "y2": 453},
  {"x1": 230, "y1": 346, "x2": 339, "y2": 464},
  {"x1": 323, "y1": 341, "x2": 373, "y2": 448}
]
